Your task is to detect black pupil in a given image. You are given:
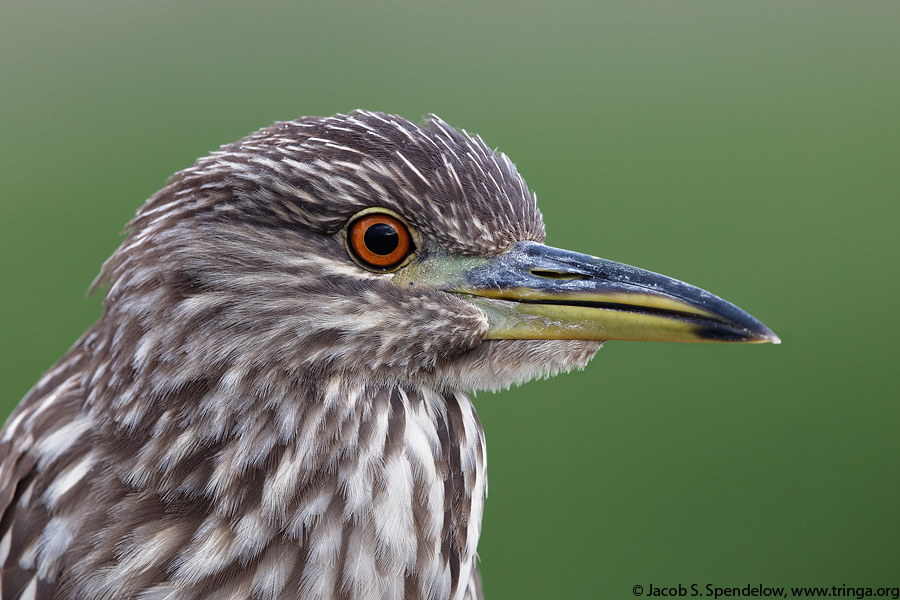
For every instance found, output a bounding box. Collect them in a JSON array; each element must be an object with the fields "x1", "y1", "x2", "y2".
[{"x1": 364, "y1": 223, "x2": 400, "y2": 256}]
